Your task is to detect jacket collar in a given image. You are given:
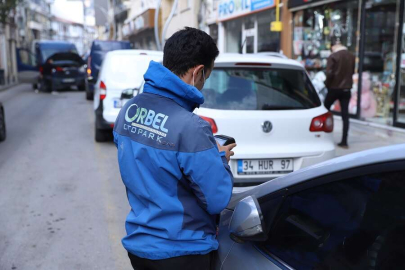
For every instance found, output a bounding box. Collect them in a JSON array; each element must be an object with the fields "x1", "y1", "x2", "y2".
[{"x1": 143, "y1": 61, "x2": 204, "y2": 112}]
